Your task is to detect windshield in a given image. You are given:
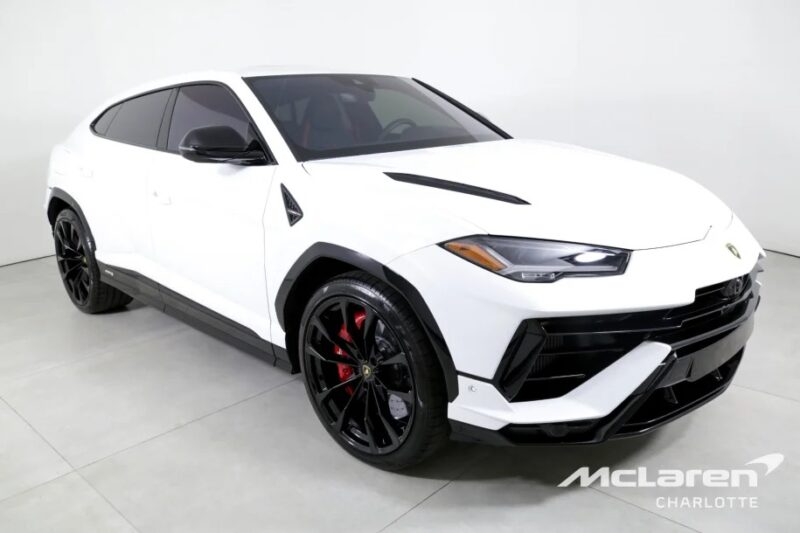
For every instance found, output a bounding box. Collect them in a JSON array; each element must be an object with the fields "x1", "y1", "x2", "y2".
[{"x1": 245, "y1": 74, "x2": 506, "y2": 161}]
